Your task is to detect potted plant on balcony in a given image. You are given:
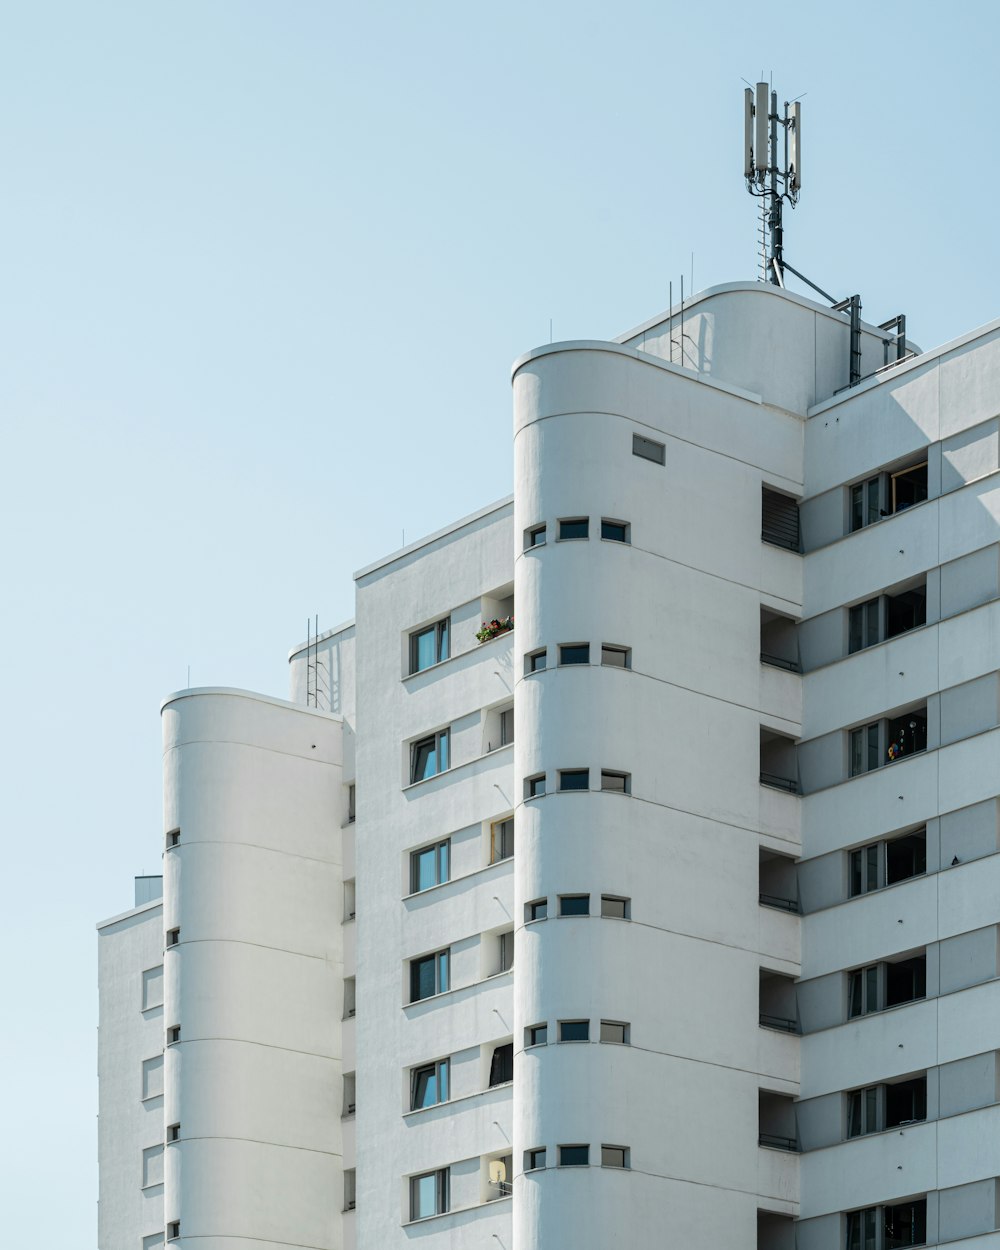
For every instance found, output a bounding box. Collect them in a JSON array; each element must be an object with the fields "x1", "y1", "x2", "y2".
[{"x1": 476, "y1": 616, "x2": 513, "y2": 644}]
